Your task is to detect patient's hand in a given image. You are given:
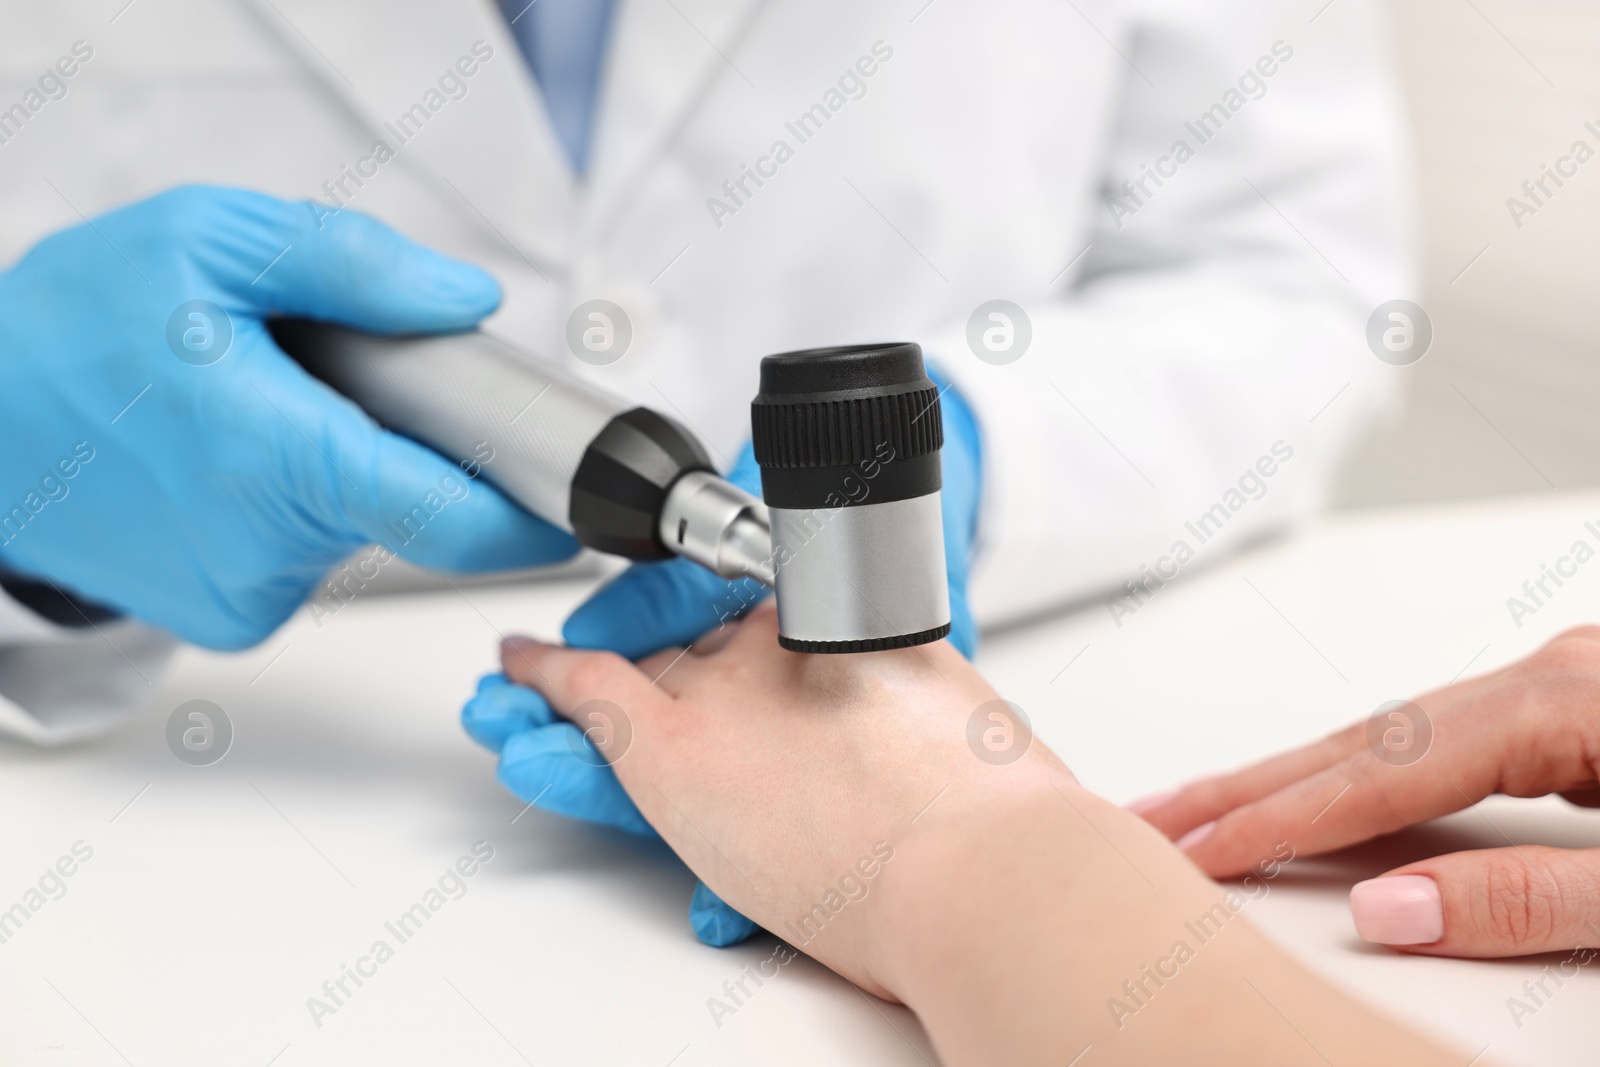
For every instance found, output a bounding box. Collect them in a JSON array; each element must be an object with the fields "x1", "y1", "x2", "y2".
[
  {"x1": 500, "y1": 603, "x2": 1069, "y2": 998},
  {"x1": 500, "y1": 604, "x2": 1465, "y2": 1067},
  {"x1": 1133, "y1": 625, "x2": 1600, "y2": 958}
]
